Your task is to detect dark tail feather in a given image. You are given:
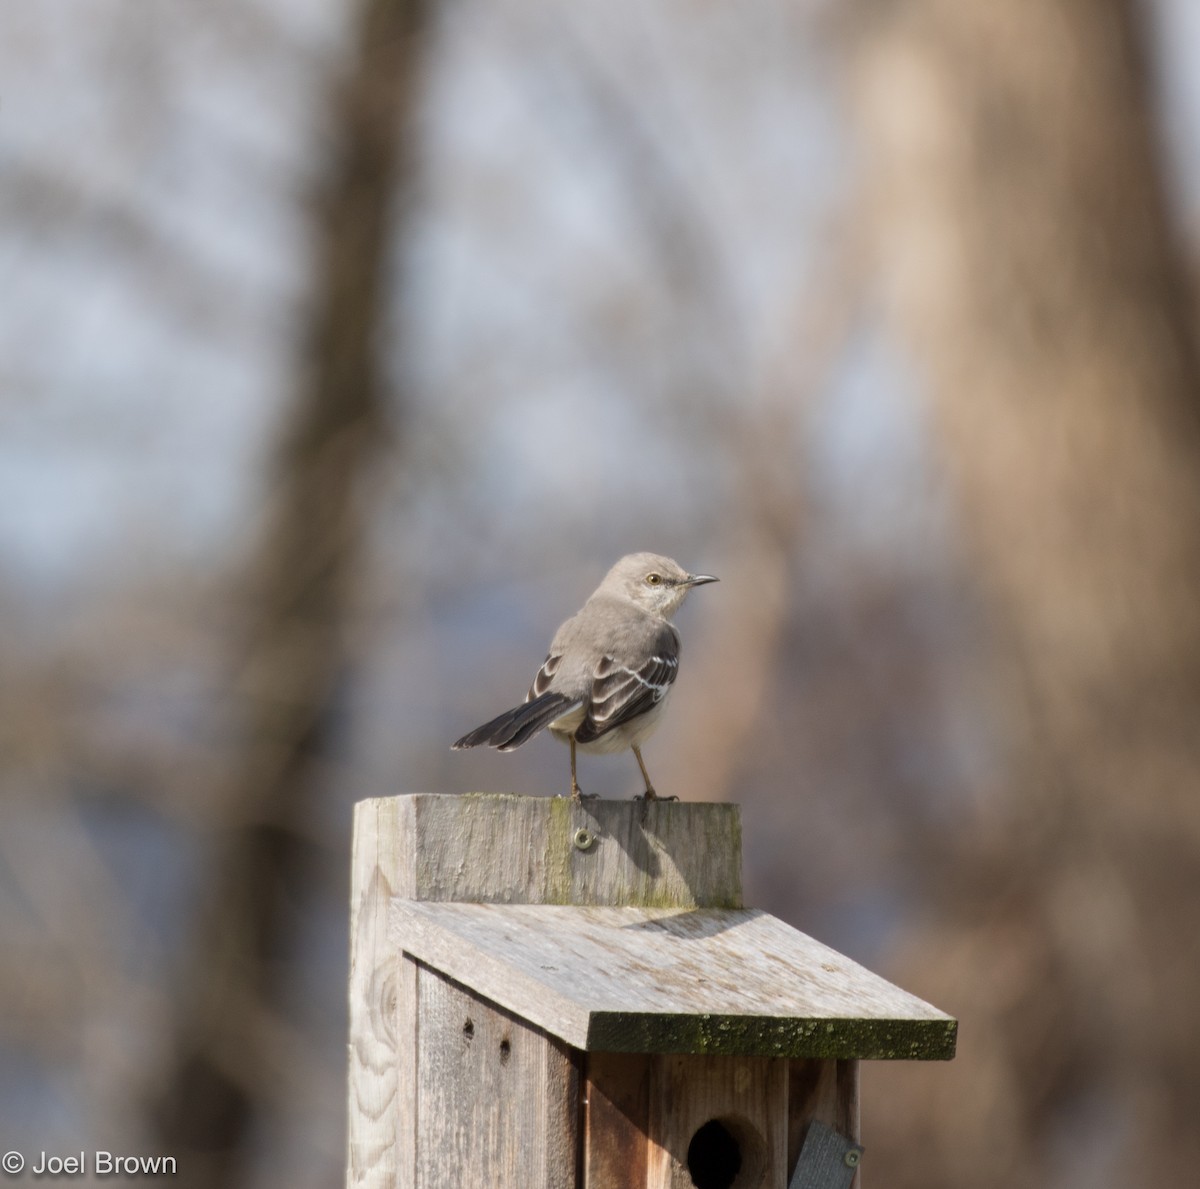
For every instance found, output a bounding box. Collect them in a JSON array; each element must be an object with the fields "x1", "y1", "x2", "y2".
[{"x1": 452, "y1": 691, "x2": 580, "y2": 752}]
